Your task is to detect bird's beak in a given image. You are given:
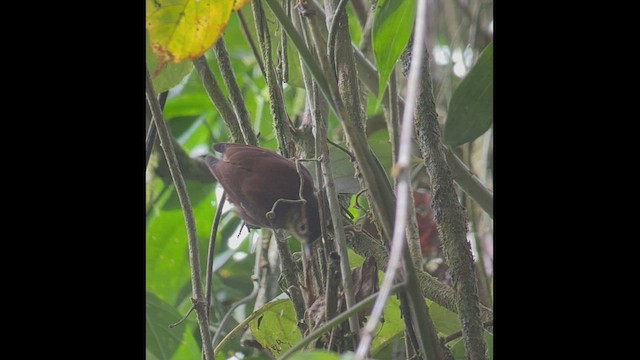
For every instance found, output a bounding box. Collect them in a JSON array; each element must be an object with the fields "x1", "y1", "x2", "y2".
[{"x1": 302, "y1": 241, "x2": 312, "y2": 259}]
